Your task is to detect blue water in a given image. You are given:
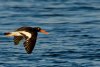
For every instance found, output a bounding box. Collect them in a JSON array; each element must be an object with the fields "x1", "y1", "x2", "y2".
[{"x1": 0, "y1": 0, "x2": 100, "y2": 67}]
